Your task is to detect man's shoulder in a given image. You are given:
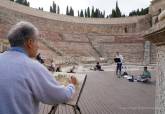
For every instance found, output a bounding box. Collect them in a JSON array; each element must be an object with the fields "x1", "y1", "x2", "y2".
[{"x1": 27, "y1": 58, "x2": 45, "y2": 70}]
